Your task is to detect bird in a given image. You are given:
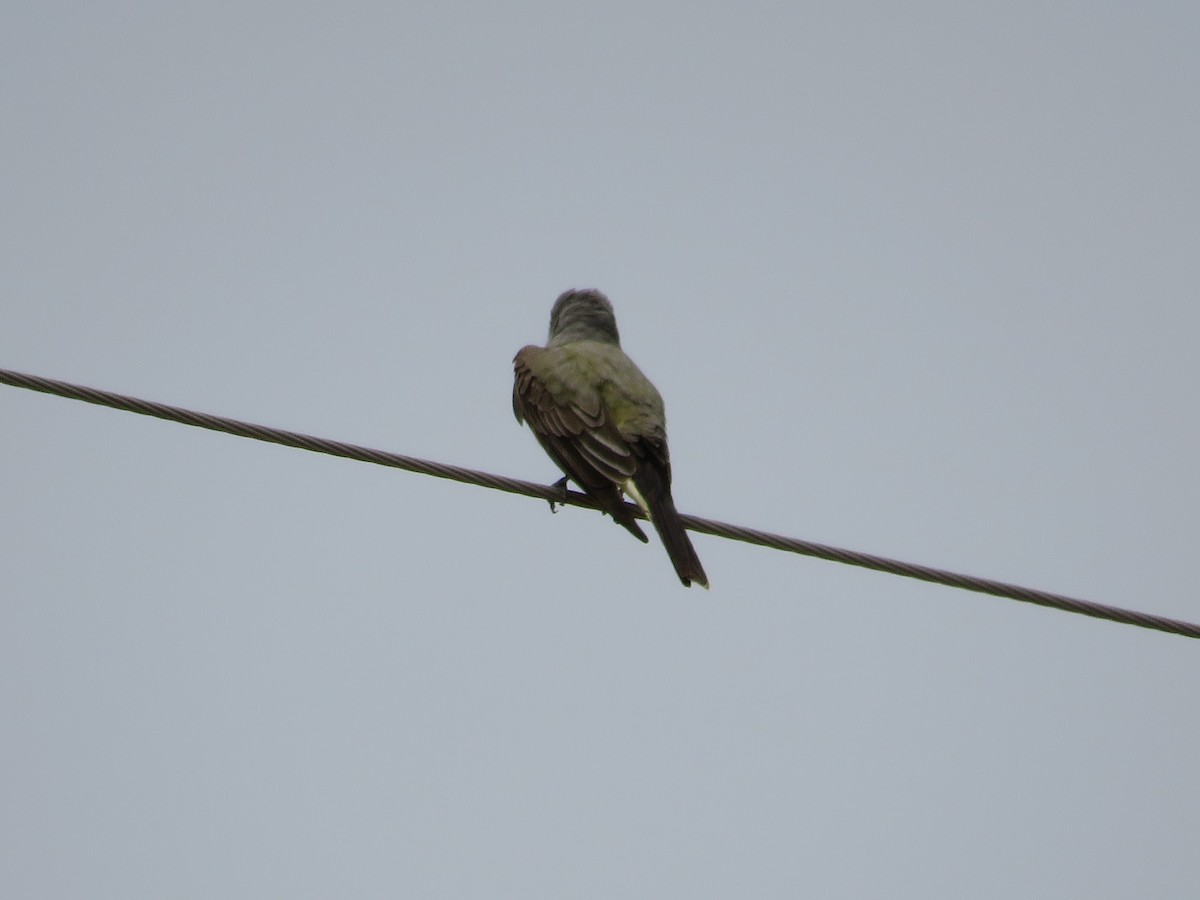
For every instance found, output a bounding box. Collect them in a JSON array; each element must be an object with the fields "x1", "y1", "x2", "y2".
[{"x1": 513, "y1": 289, "x2": 709, "y2": 588}]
